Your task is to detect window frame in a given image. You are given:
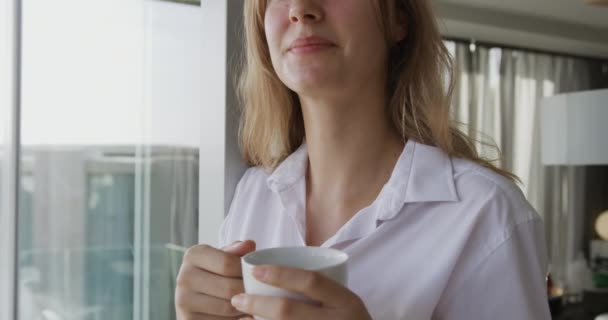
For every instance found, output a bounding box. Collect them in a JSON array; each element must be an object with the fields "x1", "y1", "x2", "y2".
[{"x1": 0, "y1": 0, "x2": 22, "y2": 319}]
